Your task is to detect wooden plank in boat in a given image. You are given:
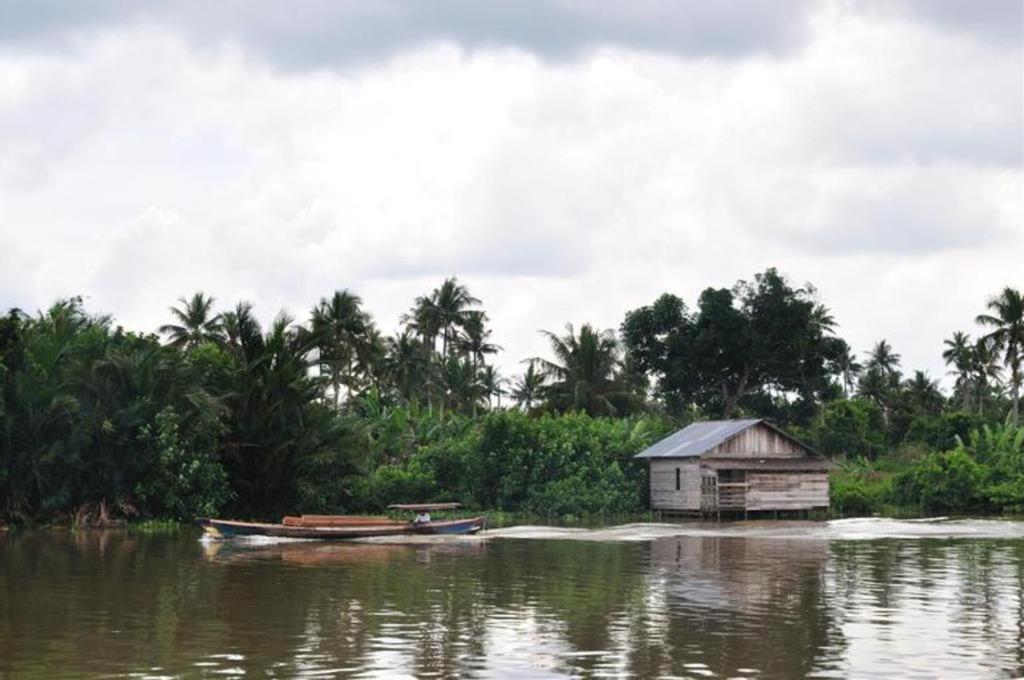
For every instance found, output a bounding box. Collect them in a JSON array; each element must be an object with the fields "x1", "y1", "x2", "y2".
[{"x1": 282, "y1": 515, "x2": 406, "y2": 527}]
